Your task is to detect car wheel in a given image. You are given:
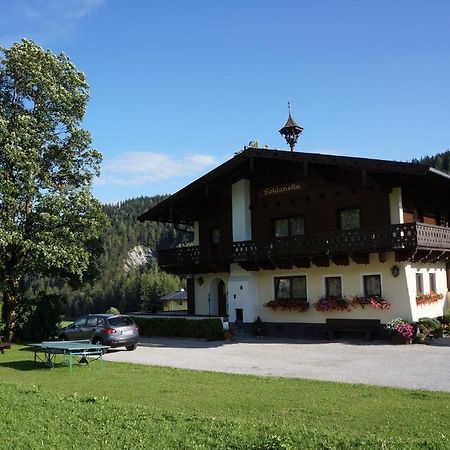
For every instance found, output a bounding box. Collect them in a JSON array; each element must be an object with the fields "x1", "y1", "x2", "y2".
[
  {"x1": 126, "y1": 344, "x2": 137, "y2": 351},
  {"x1": 92, "y1": 337, "x2": 103, "y2": 345}
]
